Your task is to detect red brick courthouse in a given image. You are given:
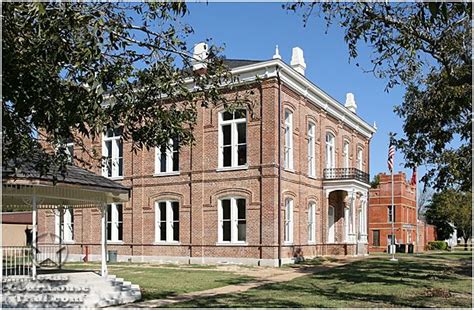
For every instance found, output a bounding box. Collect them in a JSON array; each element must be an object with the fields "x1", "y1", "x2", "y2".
[
  {"x1": 39, "y1": 45, "x2": 377, "y2": 266},
  {"x1": 368, "y1": 172, "x2": 436, "y2": 253}
]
